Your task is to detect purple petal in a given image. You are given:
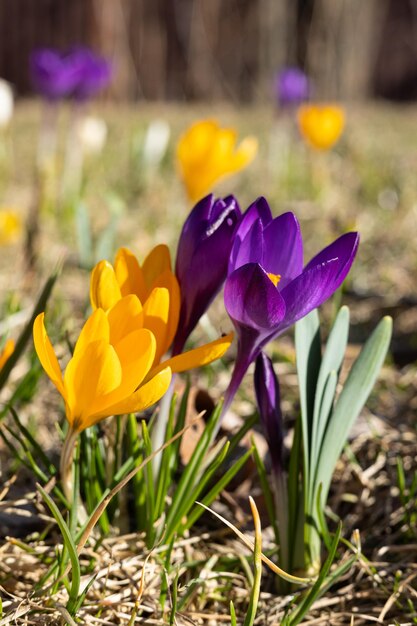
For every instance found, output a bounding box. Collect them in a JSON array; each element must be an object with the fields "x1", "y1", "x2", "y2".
[
  {"x1": 254, "y1": 353, "x2": 284, "y2": 473},
  {"x1": 224, "y1": 263, "x2": 286, "y2": 333},
  {"x1": 262, "y1": 212, "x2": 303, "y2": 287},
  {"x1": 176, "y1": 195, "x2": 238, "y2": 278},
  {"x1": 304, "y1": 232, "x2": 359, "y2": 280},
  {"x1": 279, "y1": 255, "x2": 353, "y2": 333},
  {"x1": 230, "y1": 218, "x2": 264, "y2": 270},
  {"x1": 275, "y1": 67, "x2": 310, "y2": 106},
  {"x1": 173, "y1": 195, "x2": 241, "y2": 352},
  {"x1": 30, "y1": 49, "x2": 81, "y2": 99},
  {"x1": 229, "y1": 197, "x2": 272, "y2": 273}
]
